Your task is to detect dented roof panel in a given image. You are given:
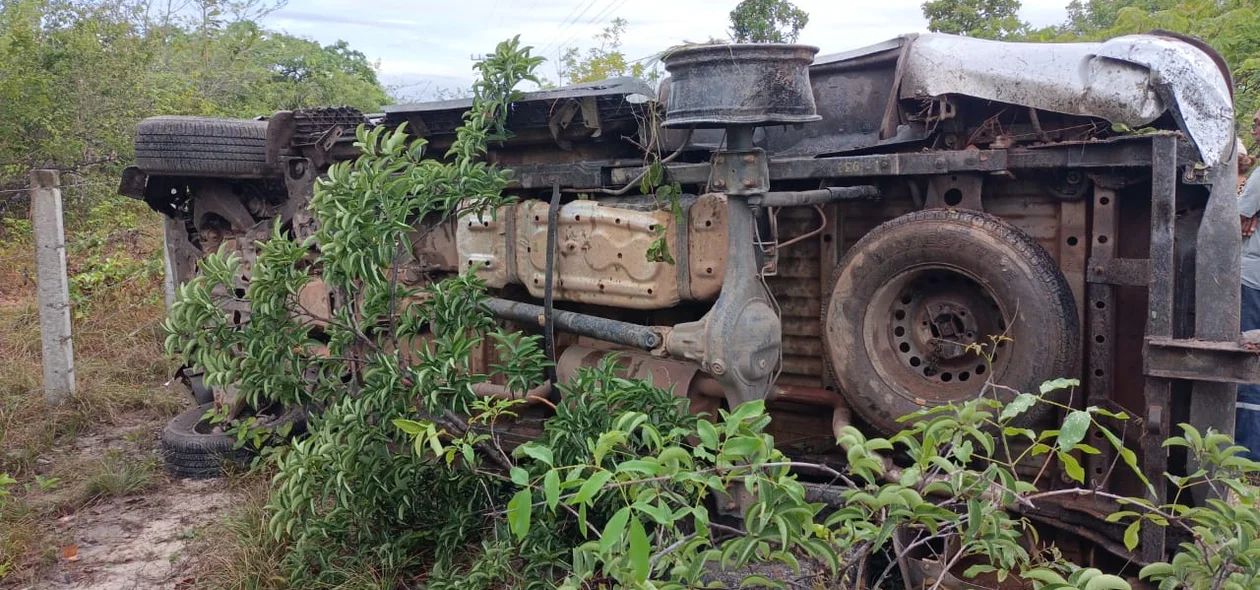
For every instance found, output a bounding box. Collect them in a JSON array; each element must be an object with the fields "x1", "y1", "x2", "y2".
[{"x1": 826, "y1": 33, "x2": 1233, "y2": 165}]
